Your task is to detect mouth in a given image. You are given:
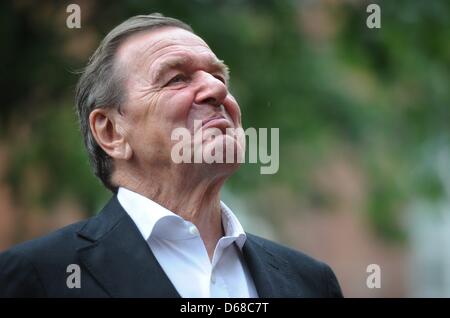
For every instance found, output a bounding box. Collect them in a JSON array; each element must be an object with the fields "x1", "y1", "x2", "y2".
[{"x1": 201, "y1": 115, "x2": 232, "y2": 132}]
